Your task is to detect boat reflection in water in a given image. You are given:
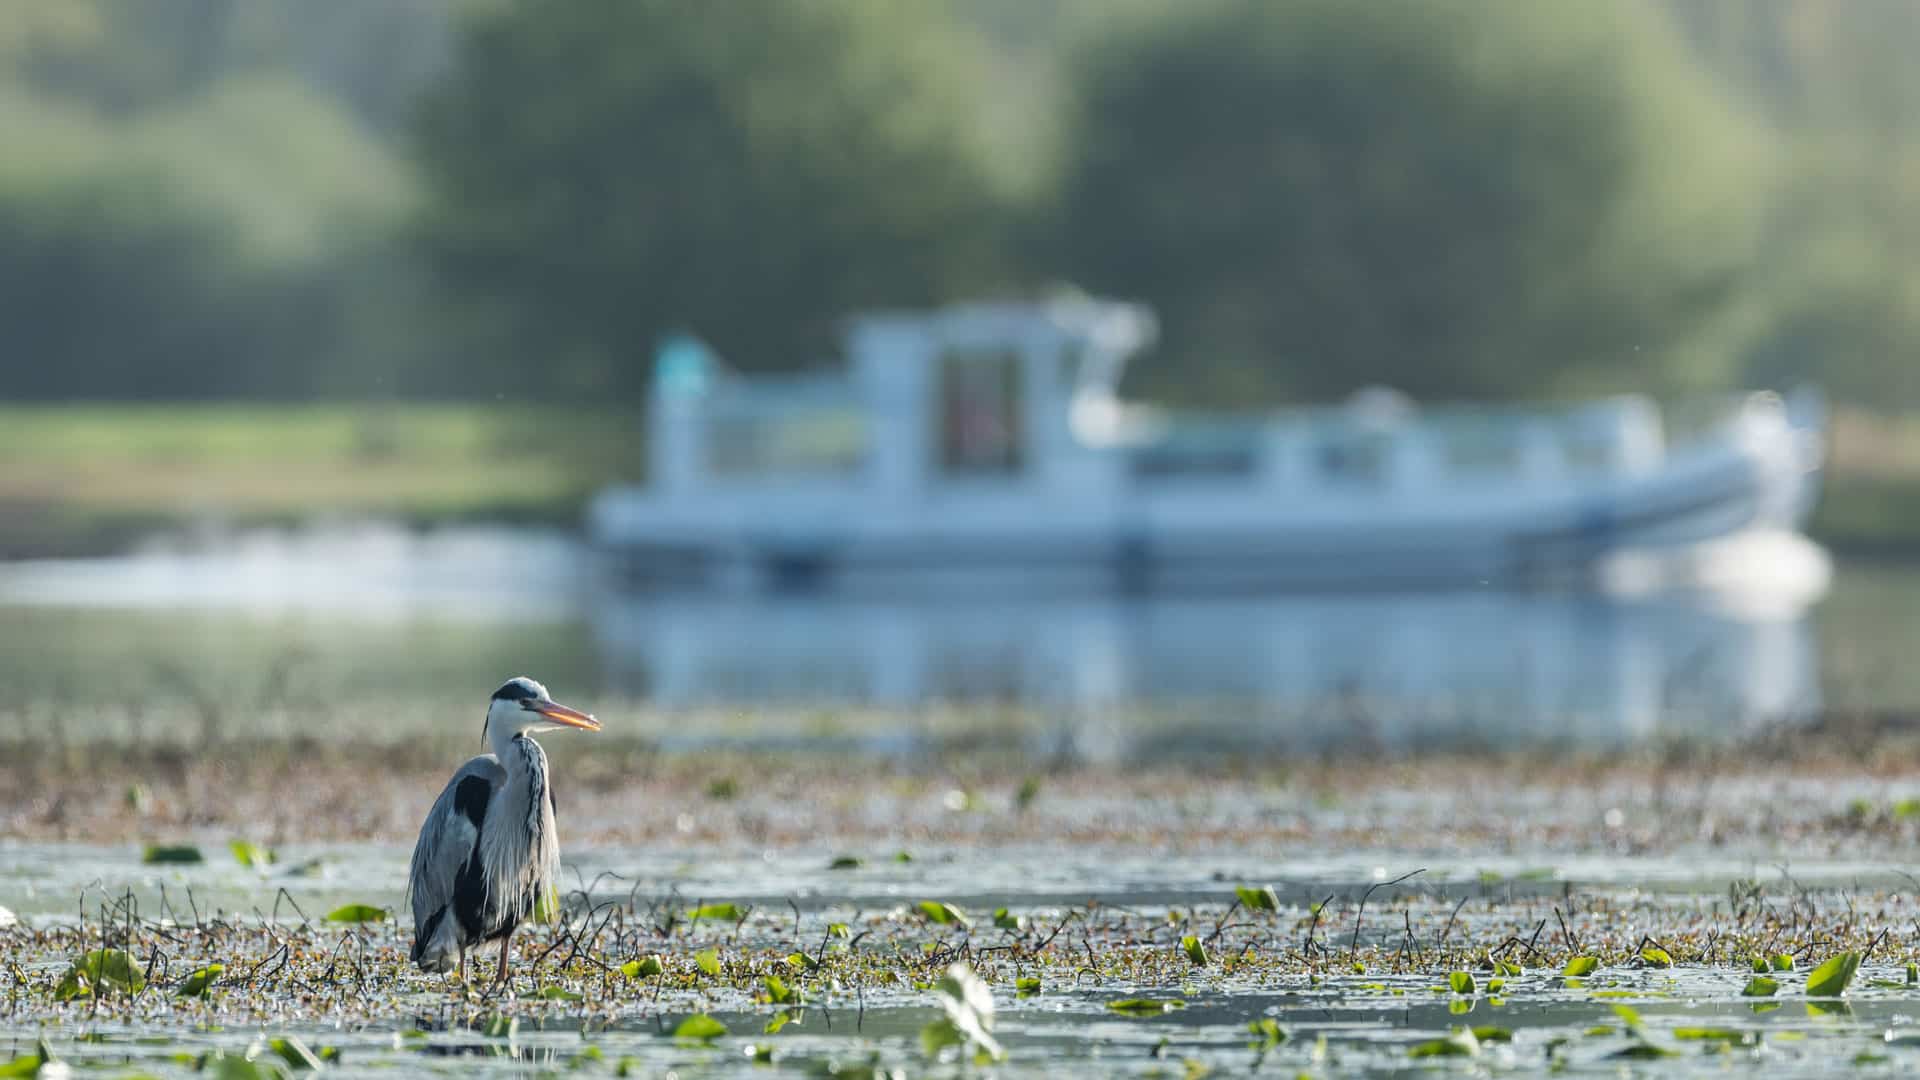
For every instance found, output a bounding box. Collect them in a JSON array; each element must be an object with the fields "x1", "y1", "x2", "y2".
[{"x1": 591, "y1": 538, "x2": 1825, "y2": 757}]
